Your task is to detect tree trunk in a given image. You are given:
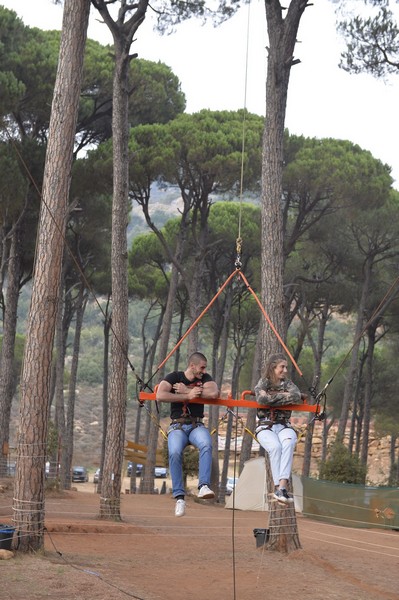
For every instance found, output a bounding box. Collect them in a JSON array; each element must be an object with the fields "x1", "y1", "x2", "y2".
[
  {"x1": 264, "y1": 454, "x2": 301, "y2": 553},
  {"x1": 338, "y1": 258, "x2": 372, "y2": 439},
  {"x1": 64, "y1": 286, "x2": 87, "y2": 490},
  {"x1": 99, "y1": 37, "x2": 130, "y2": 520},
  {"x1": 208, "y1": 404, "x2": 220, "y2": 499},
  {"x1": 302, "y1": 302, "x2": 329, "y2": 476},
  {"x1": 302, "y1": 418, "x2": 315, "y2": 478},
  {"x1": 99, "y1": 296, "x2": 111, "y2": 492},
  {"x1": 360, "y1": 324, "x2": 377, "y2": 467},
  {"x1": 389, "y1": 435, "x2": 397, "y2": 486},
  {"x1": 261, "y1": 0, "x2": 307, "y2": 359},
  {"x1": 219, "y1": 411, "x2": 234, "y2": 503},
  {"x1": 156, "y1": 264, "x2": 179, "y2": 382},
  {"x1": 260, "y1": 22, "x2": 310, "y2": 560},
  {"x1": 54, "y1": 284, "x2": 67, "y2": 488},
  {"x1": 140, "y1": 412, "x2": 158, "y2": 494},
  {"x1": 13, "y1": 0, "x2": 90, "y2": 551},
  {"x1": 0, "y1": 225, "x2": 22, "y2": 475},
  {"x1": 240, "y1": 334, "x2": 261, "y2": 472}
]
